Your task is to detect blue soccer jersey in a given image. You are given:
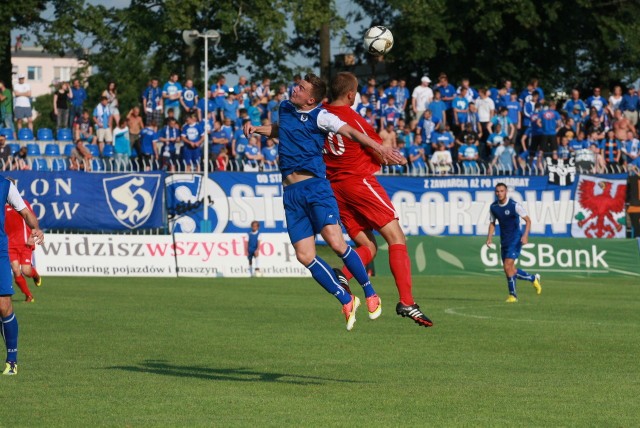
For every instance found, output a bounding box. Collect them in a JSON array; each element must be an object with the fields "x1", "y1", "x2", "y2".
[
  {"x1": 140, "y1": 127, "x2": 158, "y2": 155},
  {"x1": 490, "y1": 198, "x2": 528, "y2": 260},
  {"x1": 277, "y1": 100, "x2": 345, "y2": 180},
  {"x1": 247, "y1": 230, "x2": 260, "y2": 259}
]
